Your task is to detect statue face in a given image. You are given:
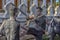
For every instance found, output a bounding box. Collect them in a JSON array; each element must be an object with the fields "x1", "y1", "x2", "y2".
[
  {"x1": 9, "y1": 4, "x2": 14, "y2": 11},
  {"x1": 8, "y1": 4, "x2": 15, "y2": 17},
  {"x1": 36, "y1": 9, "x2": 42, "y2": 16}
]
